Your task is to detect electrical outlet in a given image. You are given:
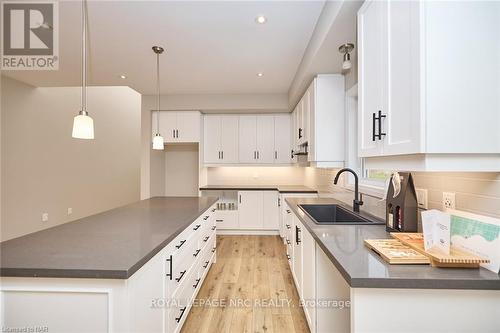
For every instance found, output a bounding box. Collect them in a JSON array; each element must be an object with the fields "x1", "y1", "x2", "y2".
[
  {"x1": 41, "y1": 213, "x2": 49, "y2": 222},
  {"x1": 442, "y1": 192, "x2": 456, "y2": 210},
  {"x1": 416, "y1": 188, "x2": 428, "y2": 209},
  {"x1": 67, "y1": 207, "x2": 73, "y2": 215}
]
